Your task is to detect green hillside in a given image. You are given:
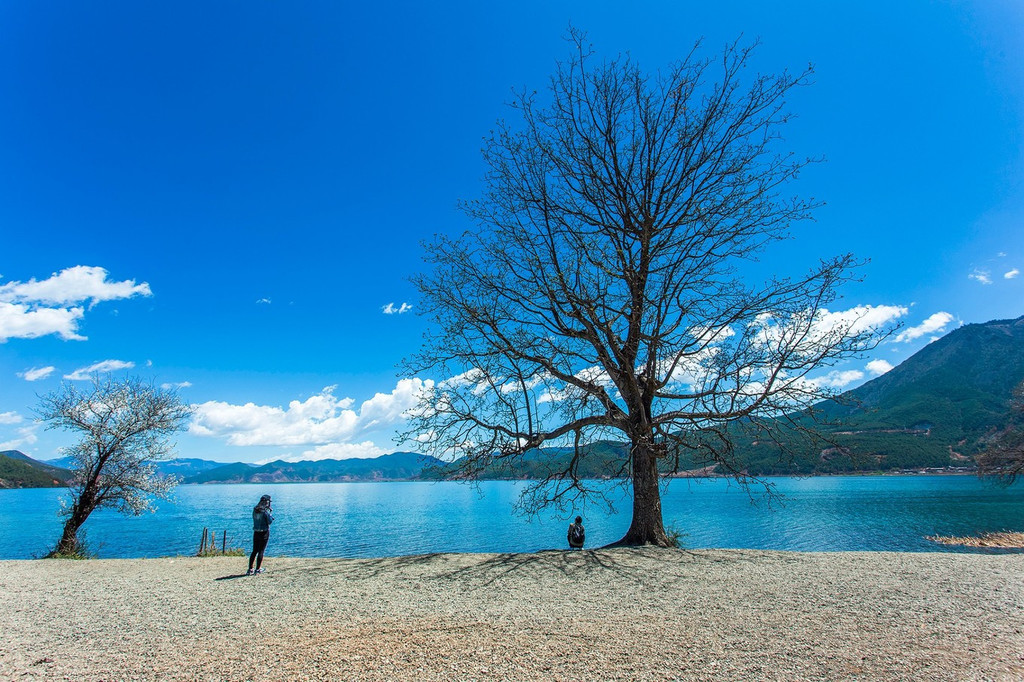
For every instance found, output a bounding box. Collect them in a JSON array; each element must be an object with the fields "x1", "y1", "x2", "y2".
[
  {"x1": 729, "y1": 315, "x2": 1024, "y2": 474},
  {"x1": 0, "y1": 450, "x2": 73, "y2": 488}
]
